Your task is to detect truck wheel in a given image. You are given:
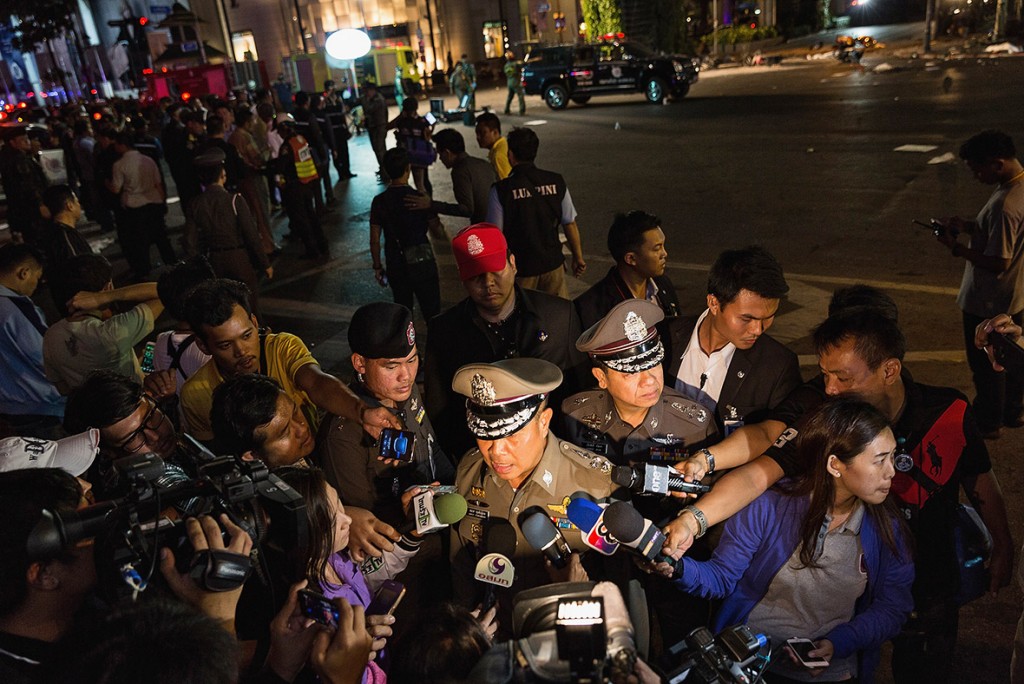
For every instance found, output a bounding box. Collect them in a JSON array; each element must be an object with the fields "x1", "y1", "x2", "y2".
[
  {"x1": 570, "y1": 95, "x2": 591, "y2": 104},
  {"x1": 544, "y1": 84, "x2": 569, "y2": 110},
  {"x1": 644, "y1": 77, "x2": 668, "y2": 103}
]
